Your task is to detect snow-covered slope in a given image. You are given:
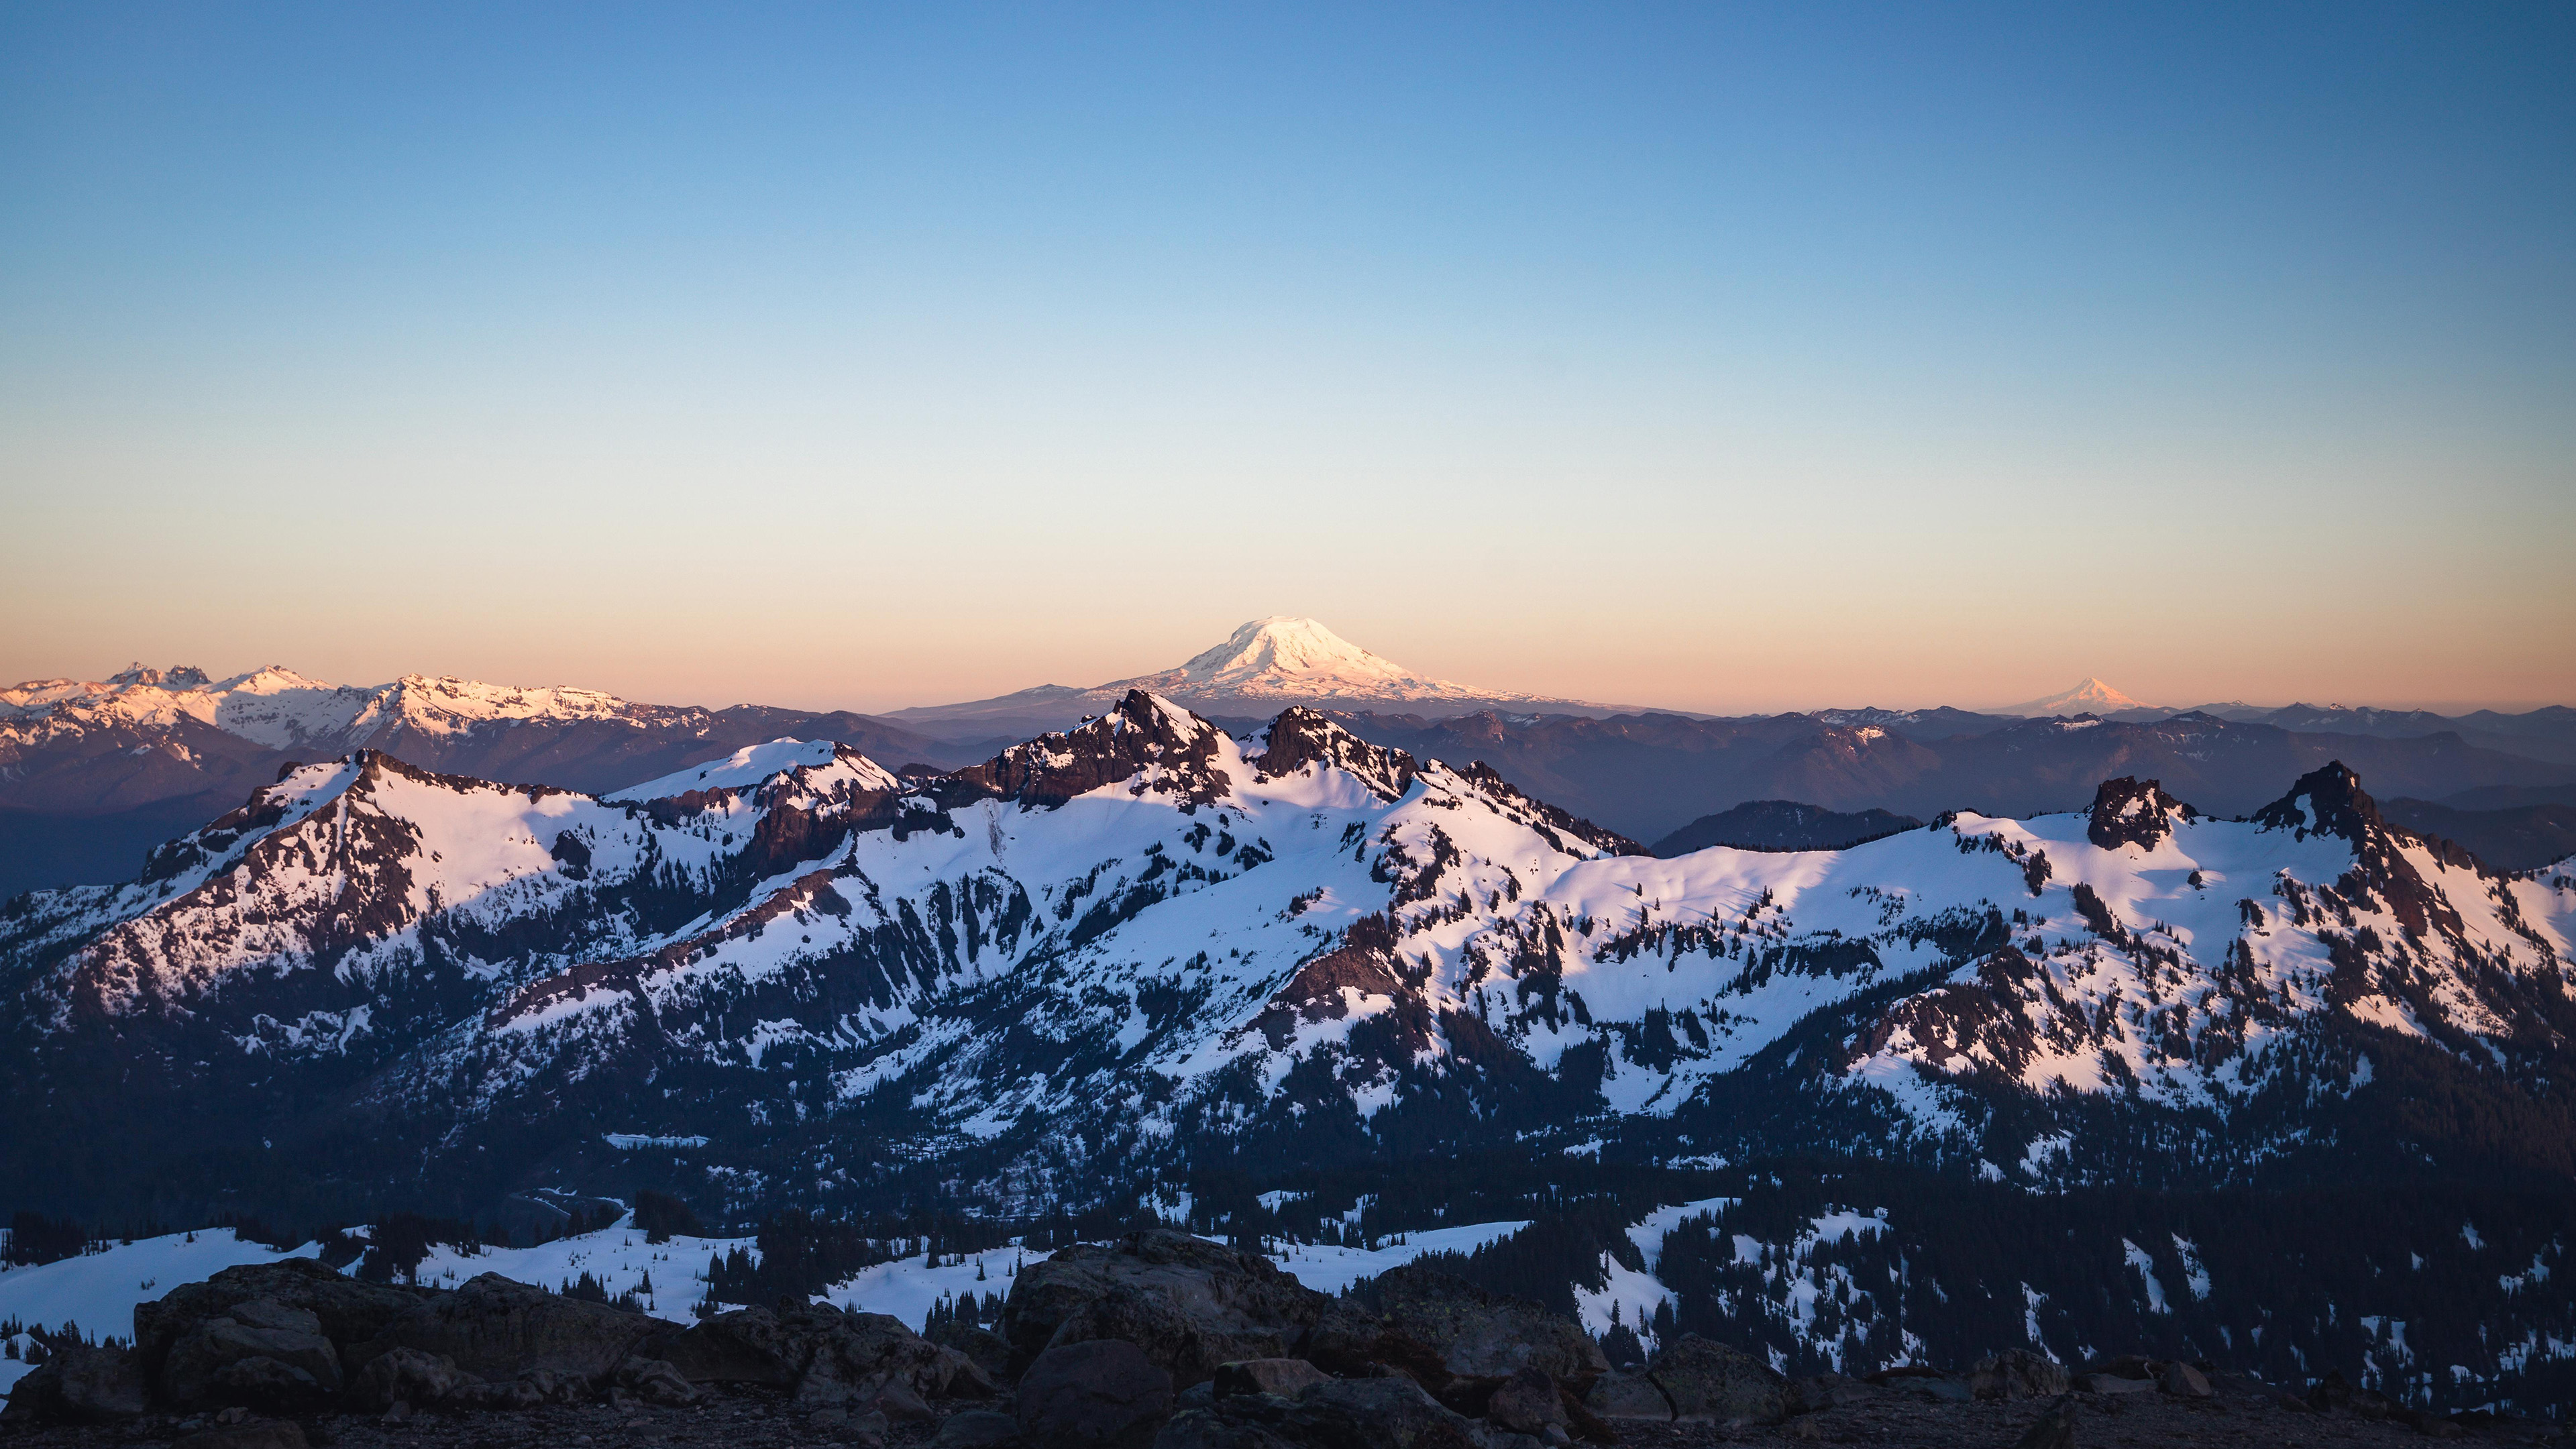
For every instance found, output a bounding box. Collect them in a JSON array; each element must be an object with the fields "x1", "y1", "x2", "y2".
[
  {"x1": 0, "y1": 1230, "x2": 320, "y2": 1358},
  {"x1": 5, "y1": 694, "x2": 2571, "y2": 1221},
  {"x1": 607, "y1": 740, "x2": 896, "y2": 803}
]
